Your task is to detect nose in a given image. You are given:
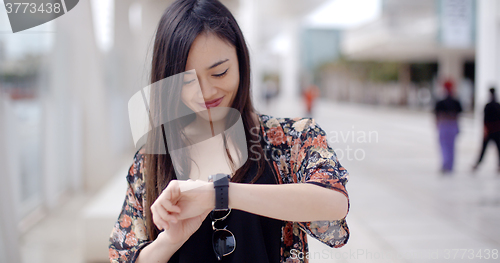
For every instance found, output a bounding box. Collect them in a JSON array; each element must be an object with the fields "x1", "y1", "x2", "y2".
[{"x1": 197, "y1": 77, "x2": 217, "y2": 100}]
